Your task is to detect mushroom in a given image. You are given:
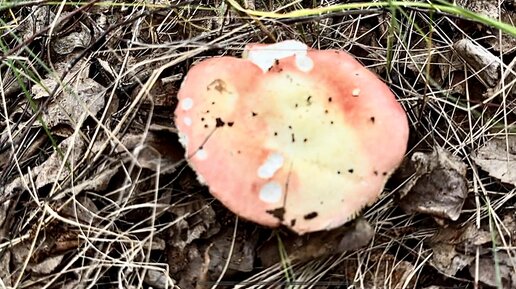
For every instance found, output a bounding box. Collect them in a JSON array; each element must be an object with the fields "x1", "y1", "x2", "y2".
[{"x1": 174, "y1": 40, "x2": 409, "y2": 234}]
